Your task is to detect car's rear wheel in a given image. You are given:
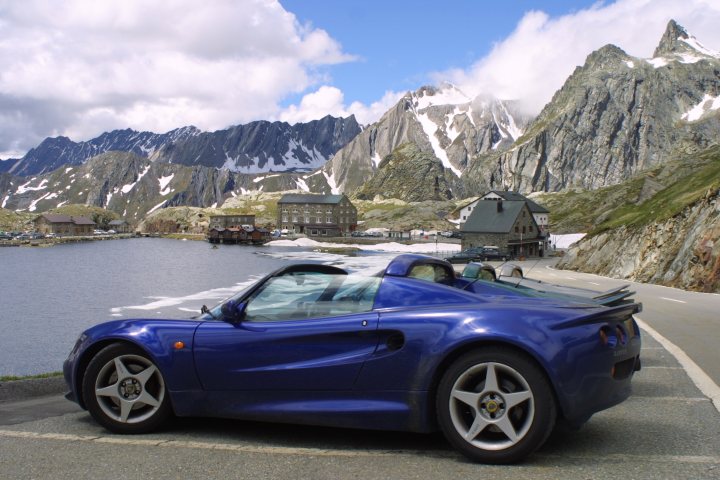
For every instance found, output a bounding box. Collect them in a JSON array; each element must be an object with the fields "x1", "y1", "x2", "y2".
[
  {"x1": 436, "y1": 348, "x2": 556, "y2": 464},
  {"x1": 82, "y1": 343, "x2": 171, "y2": 434}
]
